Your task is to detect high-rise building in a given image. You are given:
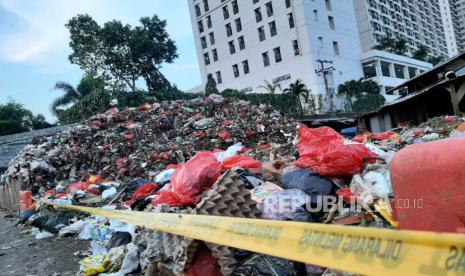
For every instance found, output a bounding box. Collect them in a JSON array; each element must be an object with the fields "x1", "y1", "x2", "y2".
[
  {"x1": 188, "y1": 0, "x2": 364, "y2": 109},
  {"x1": 354, "y1": 0, "x2": 449, "y2": 58},
  {"x1": 449, "y1": 0, "x2": 465, "y2": 53},
  {"x1": 188, "y1": 0, "x2": 433, "y2": 107},
  {"x1": 439, "y1": 0, "x2": 459, "y2": 56}
]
